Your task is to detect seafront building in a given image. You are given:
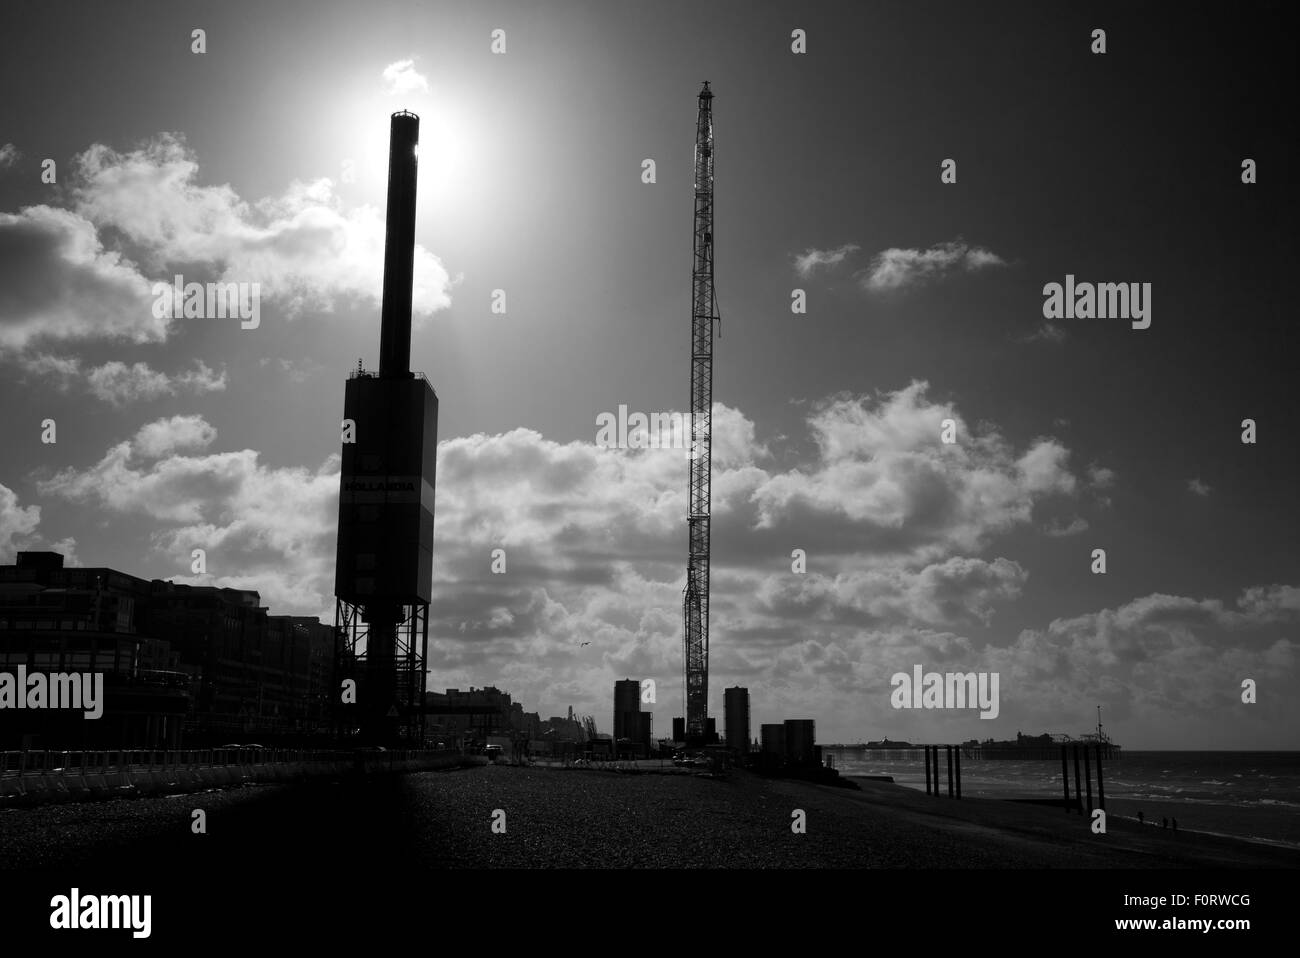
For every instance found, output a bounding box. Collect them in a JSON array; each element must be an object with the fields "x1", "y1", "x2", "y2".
[{"x1": 0, "y1": 551, "x2": 333, "y2": 748}]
